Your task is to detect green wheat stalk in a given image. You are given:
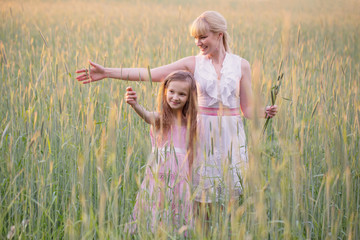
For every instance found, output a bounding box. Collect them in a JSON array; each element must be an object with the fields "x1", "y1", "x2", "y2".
[{"x1": 262, "y1": 62, "x2": 283, "y2": 135}]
